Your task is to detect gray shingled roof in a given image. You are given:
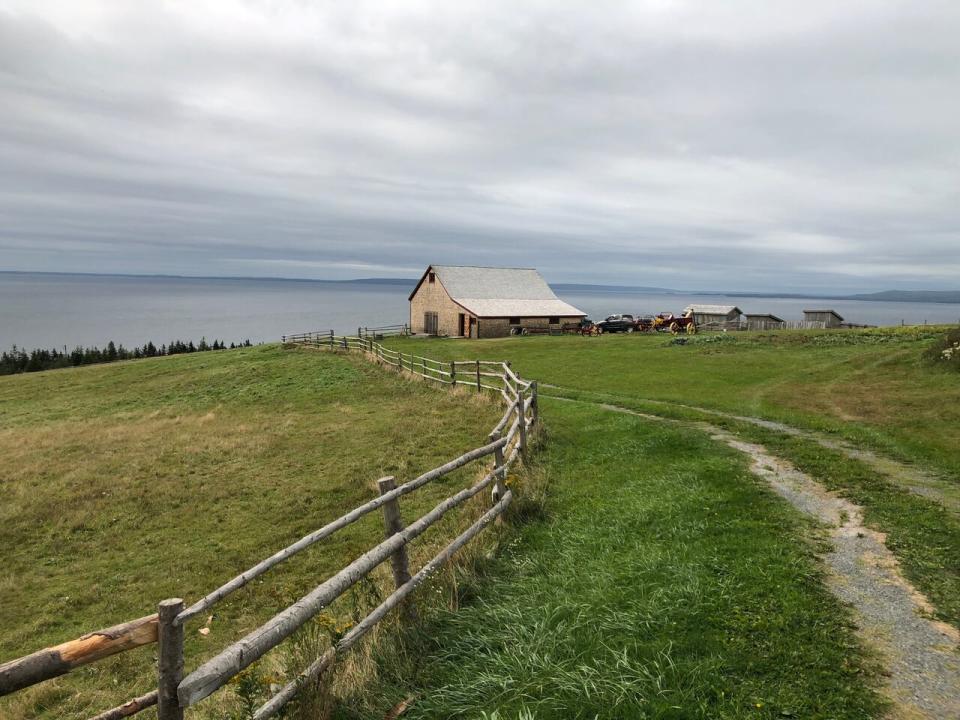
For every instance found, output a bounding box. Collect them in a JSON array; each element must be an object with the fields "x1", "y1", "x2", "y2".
[
  {"x1": 683, "y1": 304, "x2": 743, "y2": 315},
  {"x1": 804, "y1": 309, "x2": 844, "y2": 320},
  {"x1": 428, "y1": 265, "x2": 586, "y2": 318}
]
